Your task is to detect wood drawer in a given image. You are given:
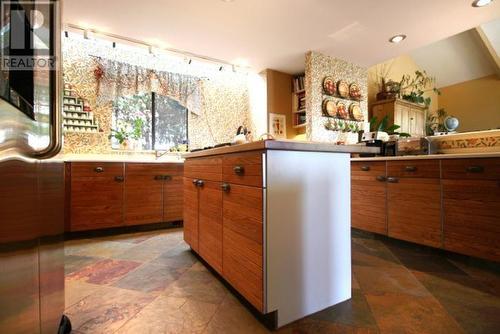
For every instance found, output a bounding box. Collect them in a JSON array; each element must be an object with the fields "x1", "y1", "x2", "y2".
[
  {"x1": 223, "y1": 151, "x2": 263, "y2": 187},
  {"x1": 184, "y1": 157, "x2": 222, "y2": 182},
  {"x1": 442, "y1": 158, "x2": 499, "y2": 180},
  {"x1": 387, "y1": 160, "x2": 440, "y2": 178},
  {"x1": 71, "y1": 162, "x2": 124, "y2": 178},
  {"x1": 351, "y1": 161, "x2": 386, "y2": 181}
]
